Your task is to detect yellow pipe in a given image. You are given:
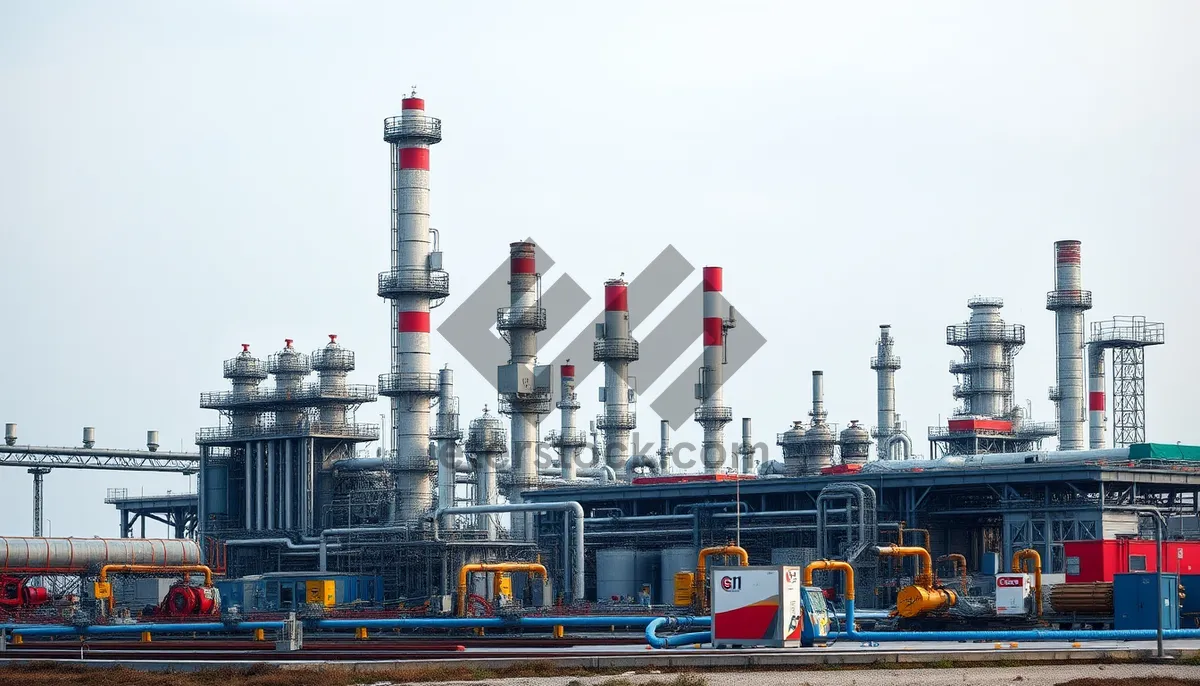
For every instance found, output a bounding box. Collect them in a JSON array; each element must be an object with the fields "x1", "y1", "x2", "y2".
[
  {"x1": 938, "y1": 553, "x2": 968, "y2": 593},
  {"x1": 876, "y1": 545, "x2": 934, "y2": 588},
  {"x1": 98, "y1": 564, "x2": 214, "y2": 612},
  {"x1": 695, "y1": 545, "x2": 748, "y2": 610},
  {"x1": 803, "y1": 559, "x2": 855, "y2": 600},
  {"x1": 456, "y1": 562, "x2": 547, "y2": 617},
  {"x1": 1011, "y1": 548, "x2": 1043, "y2": 616}
]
